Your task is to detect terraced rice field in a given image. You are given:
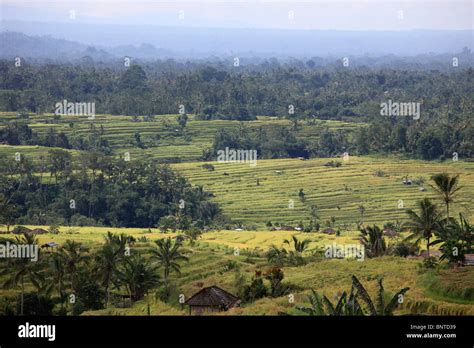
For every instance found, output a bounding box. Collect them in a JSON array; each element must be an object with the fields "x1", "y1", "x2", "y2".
[
  {"x1": 0, "y1": 112, "x2": 363, "y2": 163},
  {"x1": 172, "y1": 156, "x2": 474, "y2": 227}
]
